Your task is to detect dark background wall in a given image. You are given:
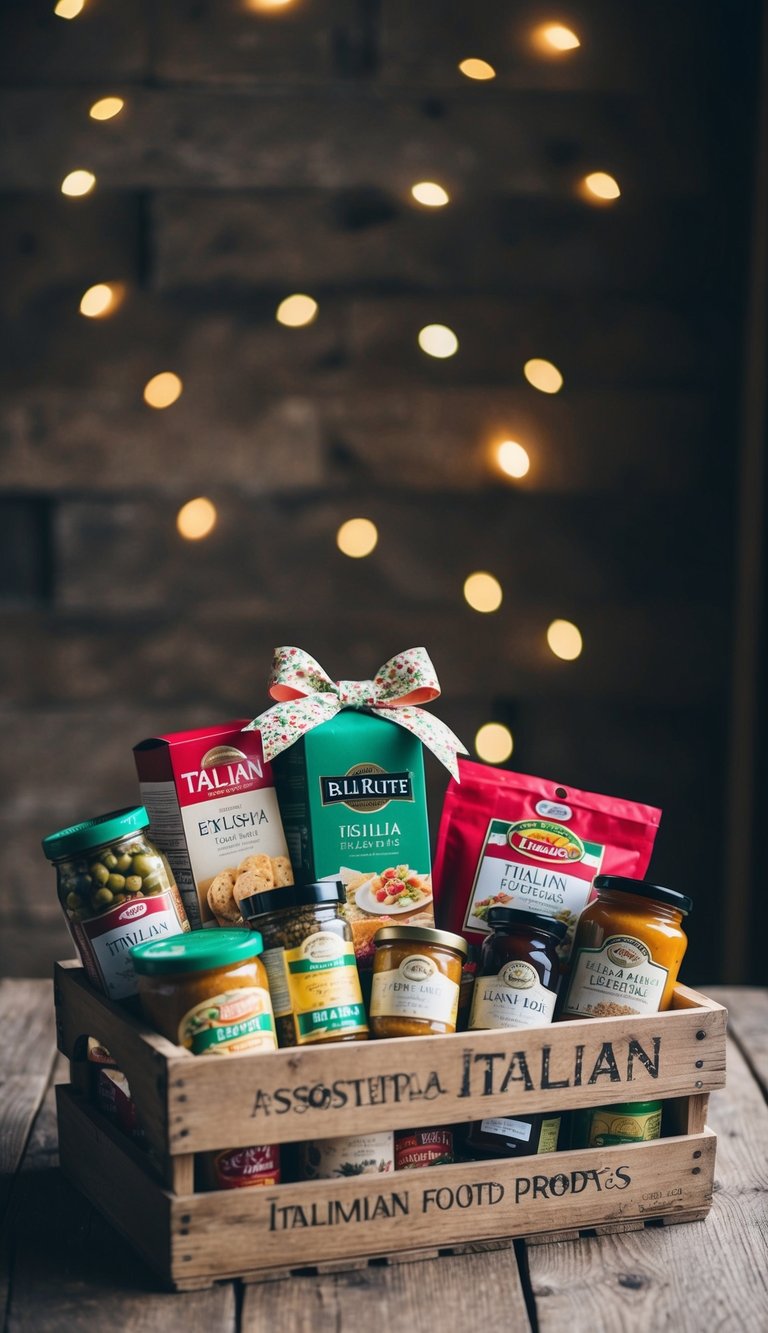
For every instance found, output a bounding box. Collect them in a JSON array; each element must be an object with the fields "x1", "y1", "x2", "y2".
[{"x1": 0, "y1": 0, "x2": 763, "y2": 983}]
